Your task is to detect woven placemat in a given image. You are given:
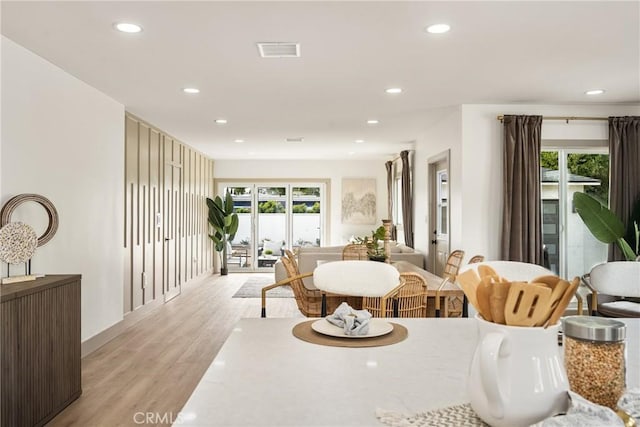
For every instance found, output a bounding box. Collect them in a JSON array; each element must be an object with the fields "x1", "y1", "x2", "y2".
[
  {"x1": 292, "y1": 320, "x2": 408, "y2": 347},
  {"x1": 376, "y1": 404, "x2": 488, "y2": 427}
]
